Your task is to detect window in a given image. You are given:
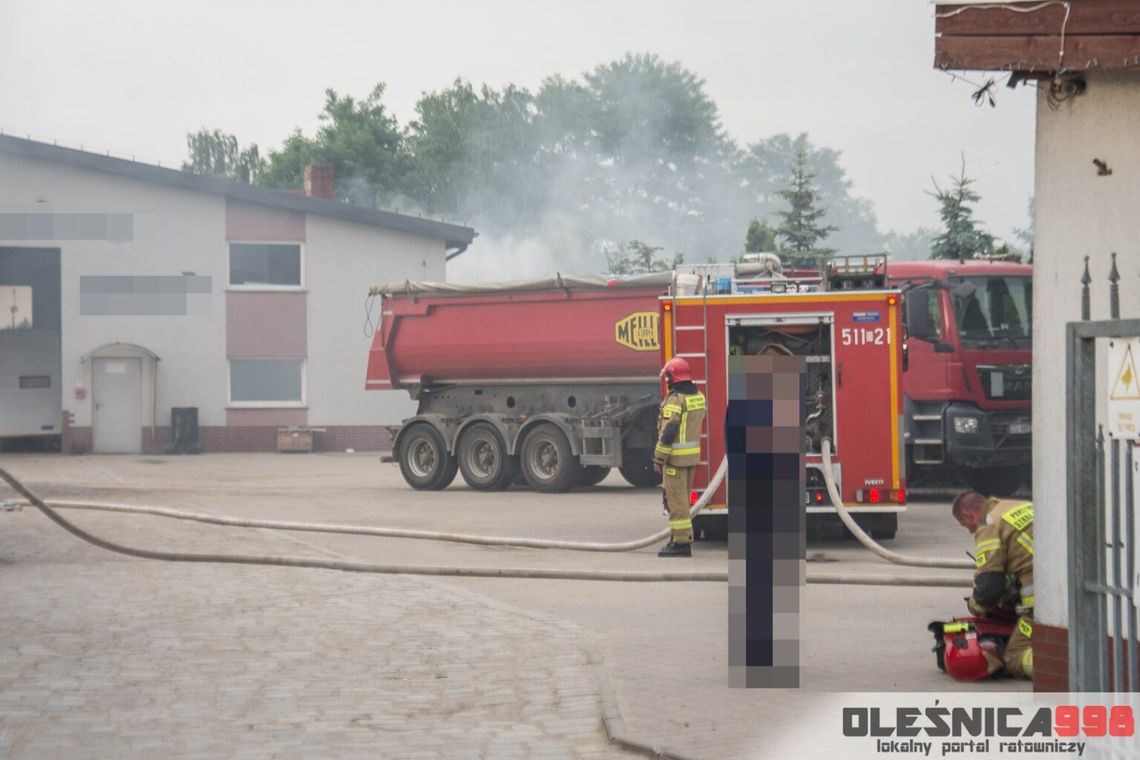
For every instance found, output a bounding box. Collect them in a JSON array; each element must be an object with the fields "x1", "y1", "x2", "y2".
[
  {"x1": 229, "y1": 359, "x2": 305, "y2": 405},
  {"x1": 229, "y1": 243, "x2": 302, "y2": 288},
  {"x1": 0, "y1": 286, "x2": 34, "y2": 330}
]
